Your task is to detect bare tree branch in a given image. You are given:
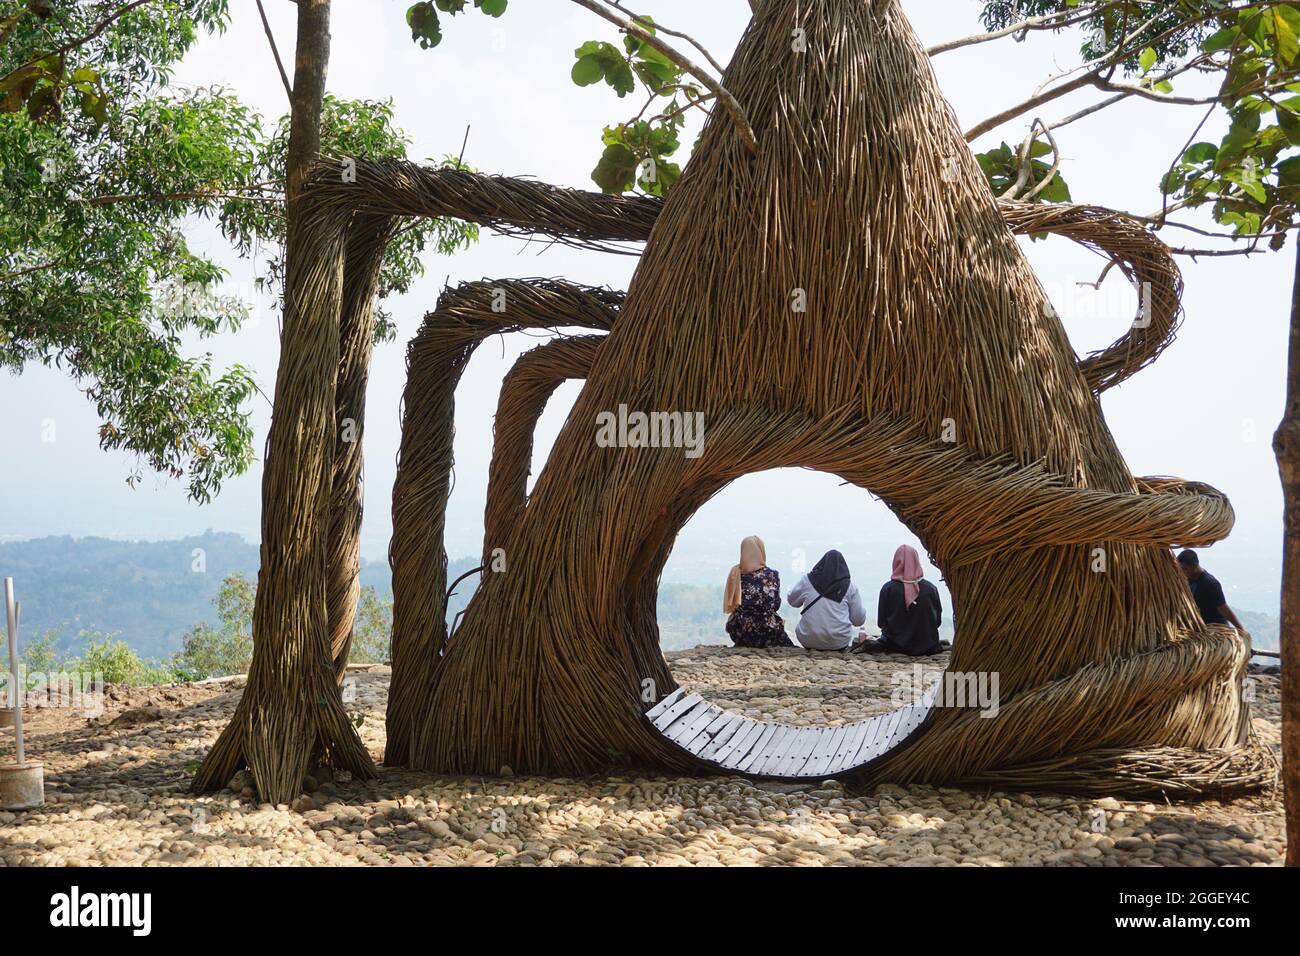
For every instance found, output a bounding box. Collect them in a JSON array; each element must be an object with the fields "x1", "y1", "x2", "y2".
[
  {"x1": 256, "y1": 0, "x2": 293, "y2": 104},
  {"x1": 1040, "y1": 50, "x2": 1210, "y2": 135},
  {"x1": 606, "y1": 0, "x2": 727, "y2": 76},
  {"x1": 1153, "y1": 101, "x2": 1218, "y2": 226},
  {"x1": 1002, "y1": 120, "x2": 1062, "y2": 202},
  {"x1": 957, "y1": 0, "x2": 1297, "y2": 141},
  {"x1": 928, "y1": 0, "x2": 1126, "y2": 57},
  {"x1": 965, "y1": 69, "x2": 1101, "y2": 142},
  {"x1": 76, "y1": 186, "x2": 279, "y2": 207}
]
